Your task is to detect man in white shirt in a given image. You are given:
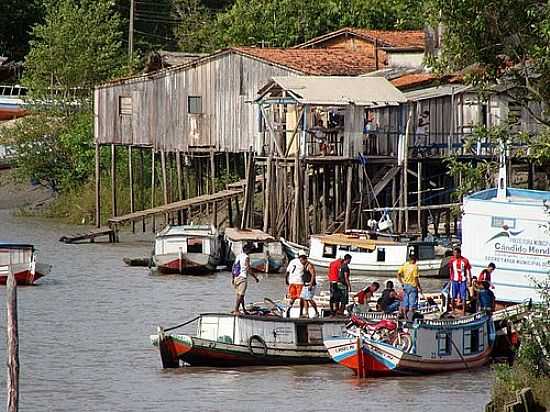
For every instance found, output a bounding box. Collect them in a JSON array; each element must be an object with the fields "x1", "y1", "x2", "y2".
[
  {"x1": 285, "y1": 255, "x2": 306, "y2": 317},
  {"x1": 232, "y1": 244, "x2": 259, "y2": 315}
]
